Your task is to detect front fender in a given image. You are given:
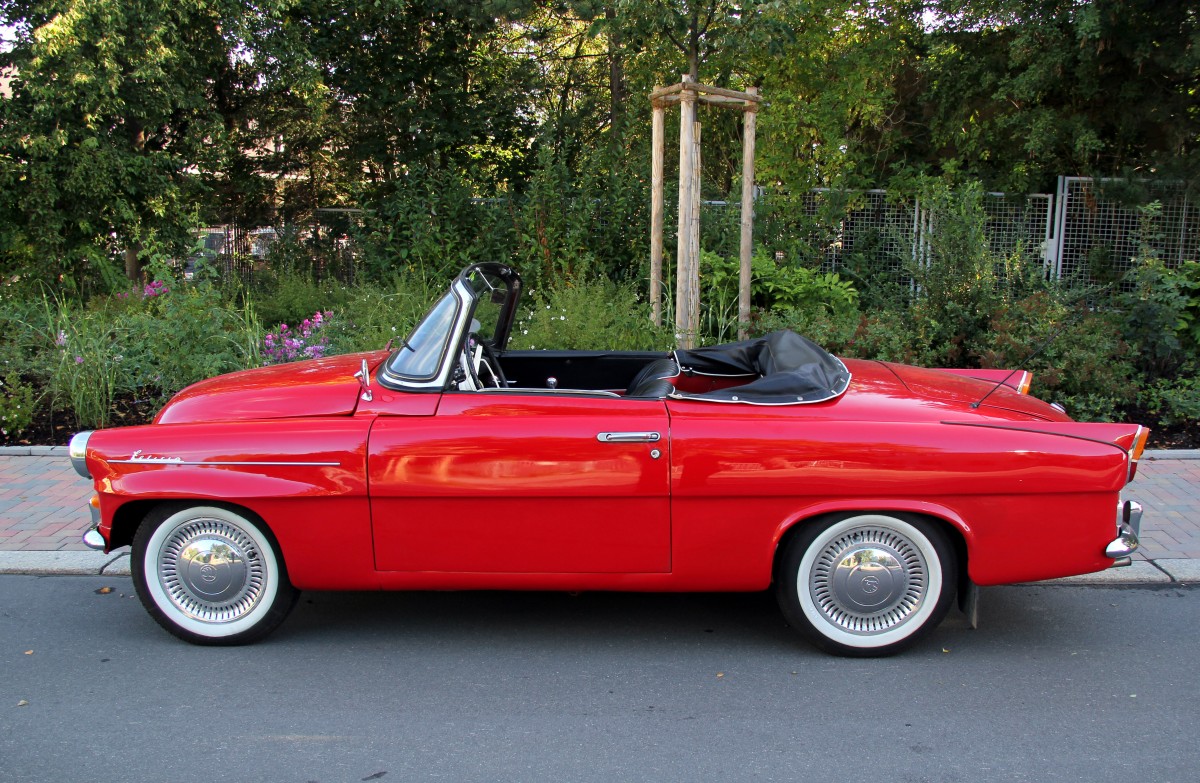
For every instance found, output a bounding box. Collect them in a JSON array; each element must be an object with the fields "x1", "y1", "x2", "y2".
[{"x1": 84, "y1": 418, "x2": 377, "y2": 590}]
